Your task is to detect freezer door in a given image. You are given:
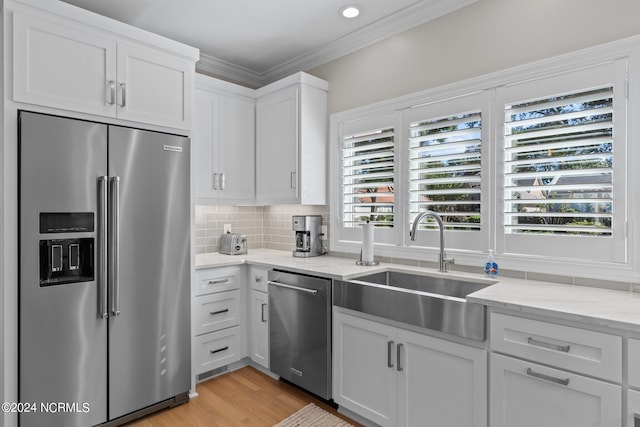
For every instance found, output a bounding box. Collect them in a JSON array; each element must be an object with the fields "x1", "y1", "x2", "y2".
[
  {"x1": 19, "y1": 111, "x2": 108, "y2": 427},
  {"x1": 107, "y1": 126, "x2": 191, "y2": 420}
]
